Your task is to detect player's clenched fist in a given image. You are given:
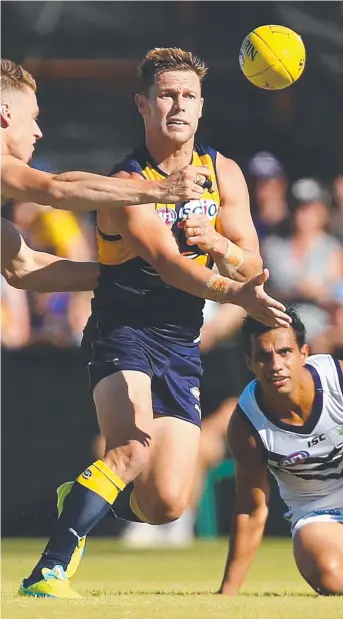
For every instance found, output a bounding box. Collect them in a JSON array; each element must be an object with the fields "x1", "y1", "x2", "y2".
[
  {"x1": 184, "y1": 213, "x2": 225, "y2": 253},
  {"x1": 158, "y1": 165, "x2": 214, "y2": 203}
]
